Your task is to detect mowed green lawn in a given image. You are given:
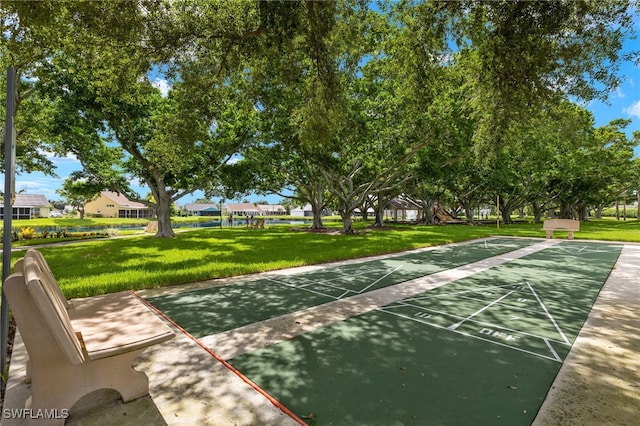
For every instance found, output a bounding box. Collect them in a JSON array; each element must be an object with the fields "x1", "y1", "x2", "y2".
[{"x1": 6, "y1": 218, "x2": 640, "y2": 299}]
